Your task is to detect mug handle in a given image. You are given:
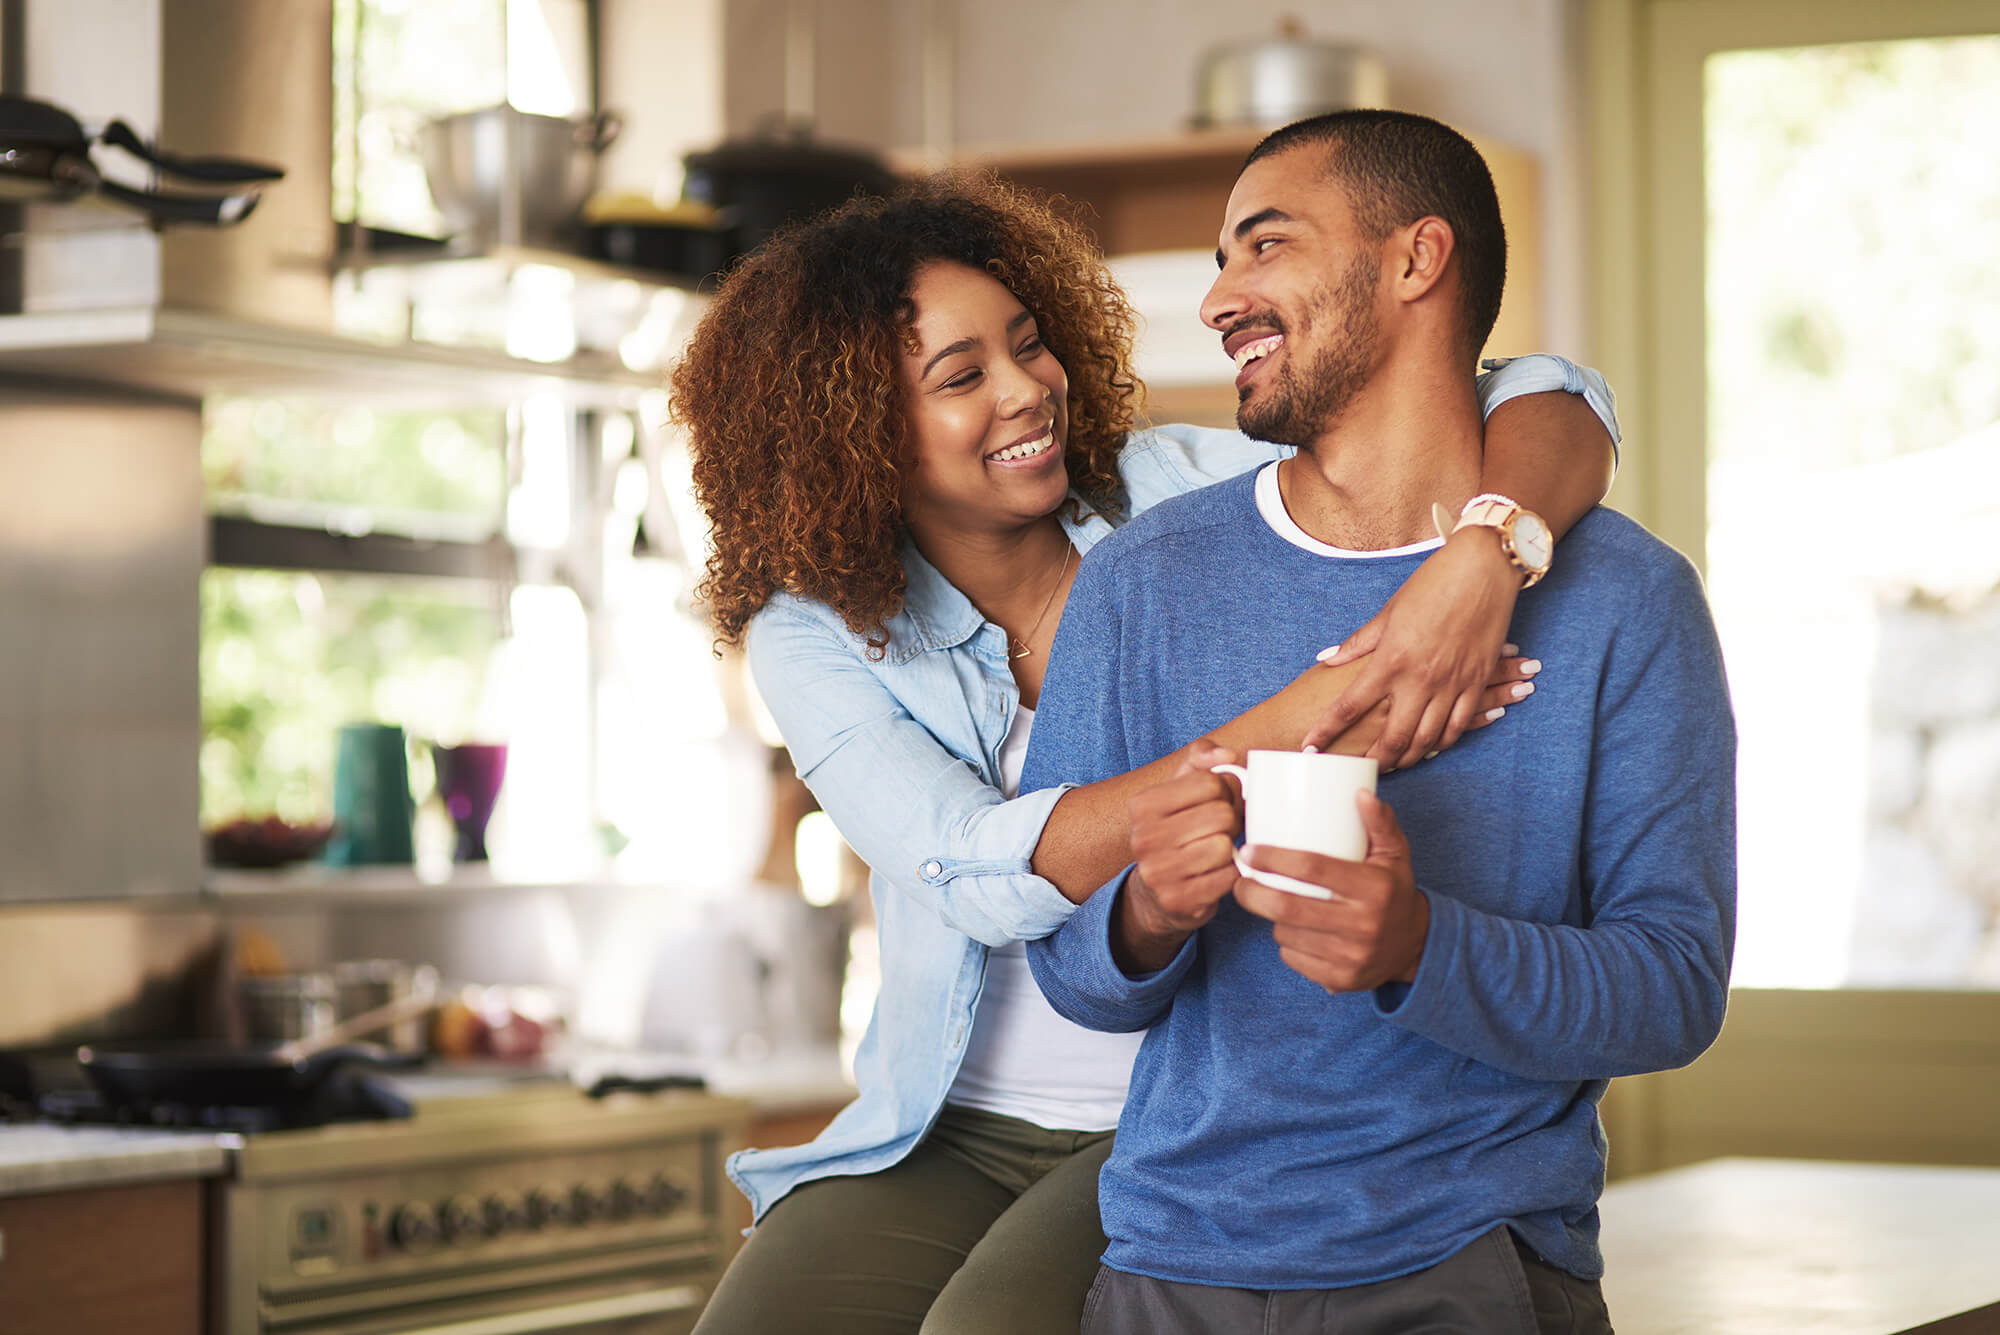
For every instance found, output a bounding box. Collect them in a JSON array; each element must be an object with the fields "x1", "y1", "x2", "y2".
[
  {"x1": 1233, "y1": 850, "x2": 1338, "y2": 901},
  {"x1": 1208, "y1": 761, "x2": 1250, "y2": 794}
]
